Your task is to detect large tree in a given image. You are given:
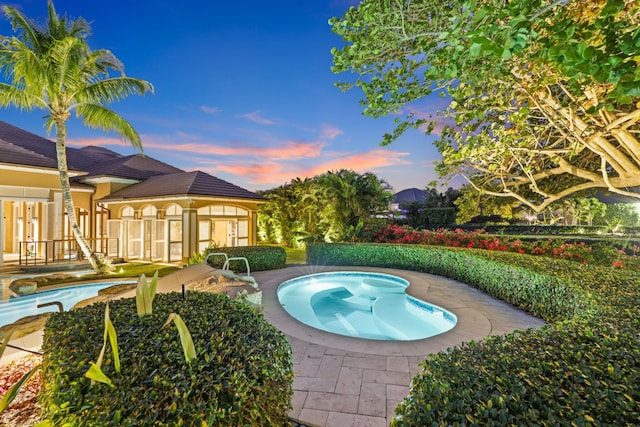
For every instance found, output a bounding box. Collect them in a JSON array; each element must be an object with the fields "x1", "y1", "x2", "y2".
[
  {"x1": 331, "y1": 0, "x2": 640, "y2": 211},
  {"x1": 0, "y1": 2, "x2": 153, "y2": 272}
]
